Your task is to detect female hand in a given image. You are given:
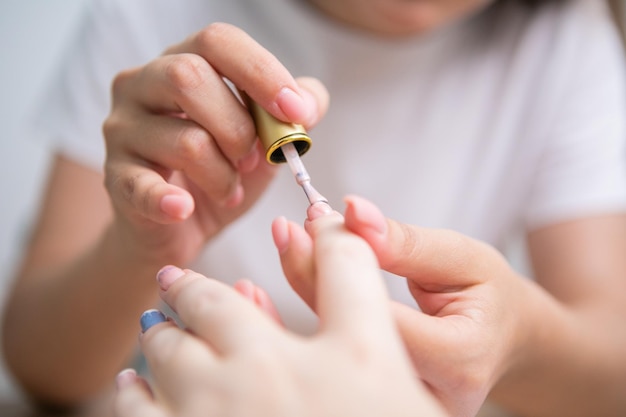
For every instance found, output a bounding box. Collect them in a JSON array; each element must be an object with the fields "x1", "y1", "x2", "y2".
[
  {"x1": 113, "y1": 210, "x2": 447, "y2": 417},
  {"x1": 103, "y1": 22, "x2": 328, "y2": 265},
  {"x1": 278, "y1": 196, "x2": 534, "y2": 417}
]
